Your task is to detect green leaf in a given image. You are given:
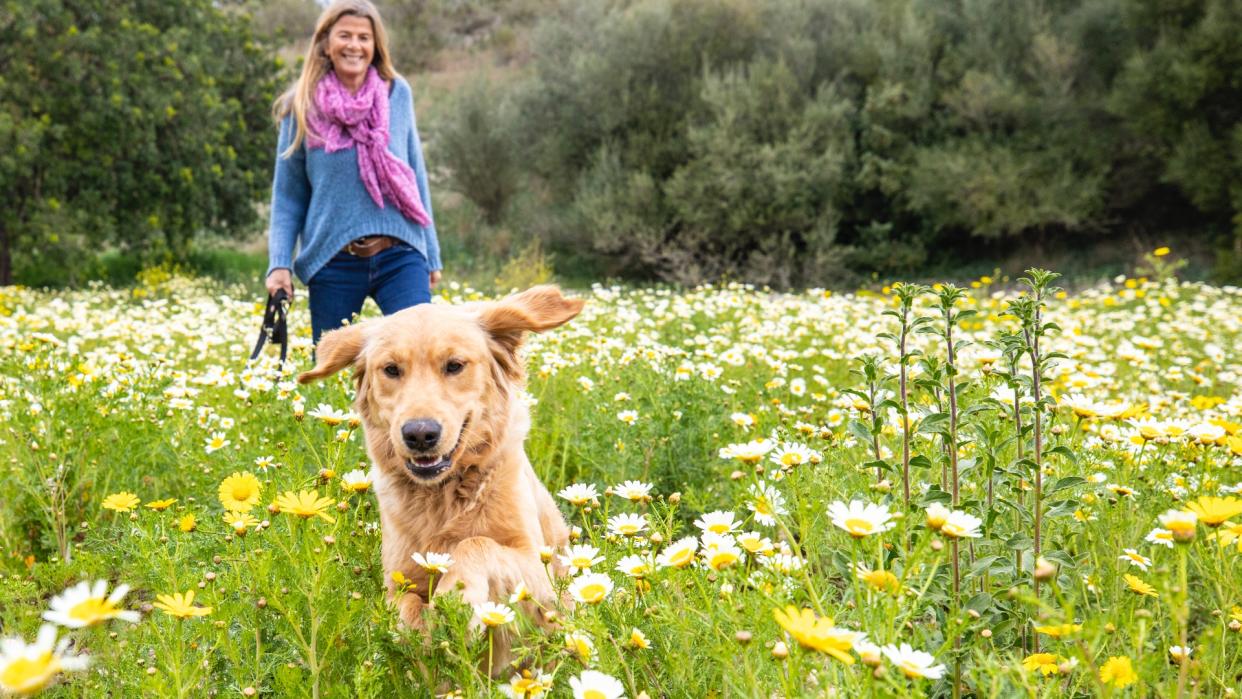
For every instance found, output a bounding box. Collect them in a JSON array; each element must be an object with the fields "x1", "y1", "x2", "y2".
[
  {"x1": 968, "y1": 555, "x2": 1003, "y2": 579},
  {"x1": 847, "y1": 419, "x2": 874, "y2": 443},
  {"x1": 862, "y1": 459, "x2": 891, "y2": 474},
  {"x1": 921, "y1": 486, "x2": 952, "y2": 505},
  {"x1": 1048, "y1": 475, "x2": 1085, "y2": 493},
  {"x1": 1046, "y1": 446, "x2": 1077, "y2": 464},
  {"x1": 1042, "y1": 550, "x2": 1077, "y2": 568},
  {"x1": 909, "y1": 454, "x2": 934, "y2": 470},
  {"x1": 1005, "y1": 534, "x2": 1034, "y2": 551},
  {"x1": 964, "y1": 592, "x2": 994, "y2": 614},
  {"x1": 918, "y1": 412, "x2": 950, "y2": 435}
]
